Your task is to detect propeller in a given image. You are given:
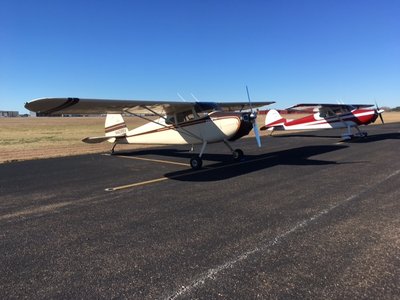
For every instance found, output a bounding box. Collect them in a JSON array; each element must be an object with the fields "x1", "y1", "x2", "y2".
[
  {"x1": 246, "y1": 86, "x2": 261, "y2": 147},
  {"x1": 375, "y1": 100, "x2": 385, "y2": 124}
]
